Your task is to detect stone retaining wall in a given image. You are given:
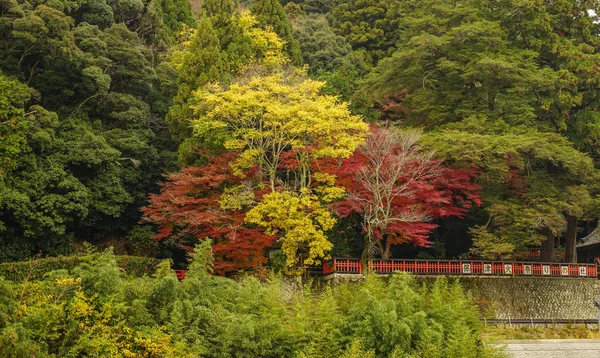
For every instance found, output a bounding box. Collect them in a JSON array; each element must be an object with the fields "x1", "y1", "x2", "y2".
[
  {"x1": 455, "y1": 276, "x2": 600, "y2": 320},
  {"x1": 324, "y1": 274, "x2": 600, "y2": 320}
]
